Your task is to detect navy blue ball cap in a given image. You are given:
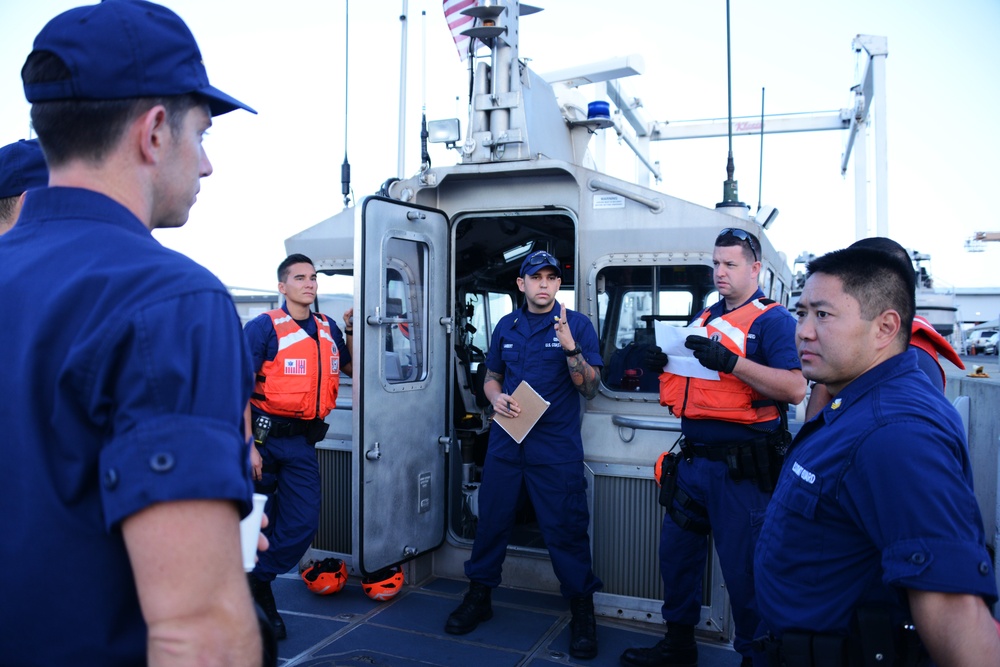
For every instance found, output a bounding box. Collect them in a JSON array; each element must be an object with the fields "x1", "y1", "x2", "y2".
[
  {"x1": 520, "y1": 250, "x2": 561, "y2": 277},
  {"x1": 23, "y1": 0, "x2": 256, "y2": 117},
  {"x1": 0, "y1": 139, "x2": 48, "y2": 199}
]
